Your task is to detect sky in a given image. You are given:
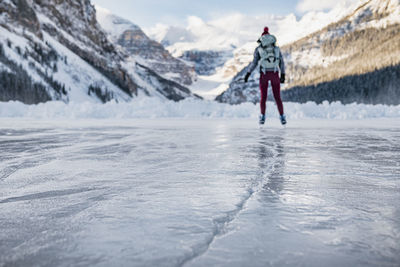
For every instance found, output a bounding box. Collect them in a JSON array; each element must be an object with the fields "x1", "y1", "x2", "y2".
[{"x1": 91, "y1": 0, "x2": 352, "y2": 28}]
